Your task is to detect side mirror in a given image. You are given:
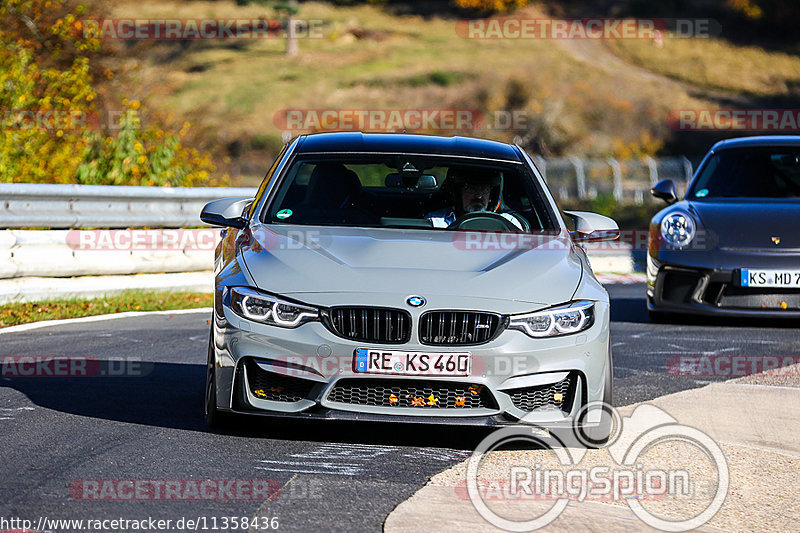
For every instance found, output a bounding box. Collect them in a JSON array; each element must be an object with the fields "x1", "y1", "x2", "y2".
[
  {"x1": 200, "y1": 197, "x2": 253, "y2": 229},
  {"x1": 651, "y1": 179, "x2": 678, "y2": 204},
  {"x1": 564, "y1": 211, "x2": 620, "y2": 243}
]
